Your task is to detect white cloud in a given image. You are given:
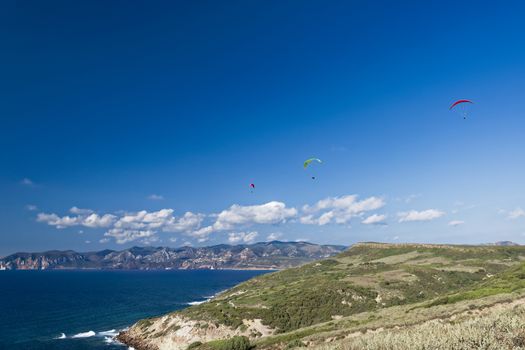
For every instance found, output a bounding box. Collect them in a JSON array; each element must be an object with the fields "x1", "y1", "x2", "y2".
[
  {"x1": 36, "y1": 195, "x2": 389, "y2": 244},
  {"x1": 301, "y1": 195, "x2": 385, "y2": 225},
  {"x1": 112, "y1": 209, "x2": 202, "y2": 232},
  {"x1": 266, "y1": 232, "x2": 282, "y2": 241},
  {"x1": 398, "y1": 209, "x2": 445, "y2": 222},
  {"x1": 104, "y1": 209, "x2": 203, "y2": 244},
  {"x1": 448, "y1": 220, "x2": 465, "y2": 227},
  {"x1": 396, "y1": 194, "x2": 421, "y2": 204},
  {"x1": 228, "y1": 231, "x2": 258, "y2": 244},
  {"x1": 83, "y1": 213, "x2": 117, "y2": 228},
  {"x1": 141, "y1": 236, "x2": 160, "y2": 245},
  {"x1": 70, "y1": 207, "x2": 94, "y2": 215},
  {"x1": 191, "y1": 226, "x2": 214, "y2": 239},
  {"x1": 37, "y1": 212, "x2": 116, "y2": 229},
  {"x1": 148, "y1": 194, "x2": 164, "y2": 200},
  {"x1": 164, "y1": 212, "x2": 205, "y2": 232},
  {"x1": 20, "y1": 178, "x2": 34, "y2": 186},
  {"x1": 194, "y1": 201, "x2": 297, "y2": 238},
  {"x1": 25, "y1": 204, "x2": 38, "y2": 211},
  {"x1": 99, "y1": 238, "x2": 110, "y2": 244},
  {"x1": 392, "y1": 236, "x2": 399, "y2": 241},
  {"x1": 37, "y1": 213, "x2": 81, "y2": 229},
  {"x1": 37, "y1": 207, "x2": 204, "y2": 244},
  {"x1": 104, "y1": 228, "x2": 155, "y2": 244},
  {"x1": 215, "y1": 201, "x2": 297, "y2": 230},
  {"x1": 362, "y1": 214, "x2": 387, "y2": 225},
  {"x1": 508, "y1": 208, "x2": 525, "y2": 220},
  {"x1": 169, "y1": 237, "x2": 178, "y2": 243}
]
